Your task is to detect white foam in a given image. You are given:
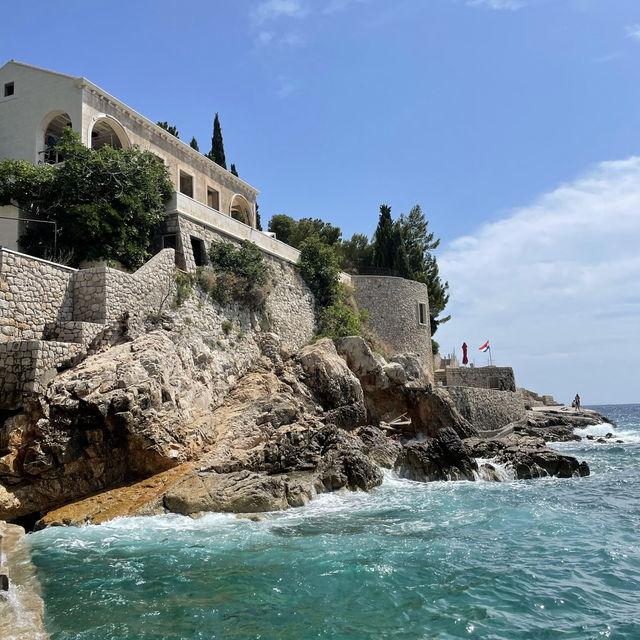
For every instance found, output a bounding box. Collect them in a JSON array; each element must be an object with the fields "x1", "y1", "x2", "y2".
[
  {"x1": 474, "y1": 458, "x2": 516, "y2": 482},
  {"x1": 572, "y1": 422, "x2": 640, "y2": 444}
]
